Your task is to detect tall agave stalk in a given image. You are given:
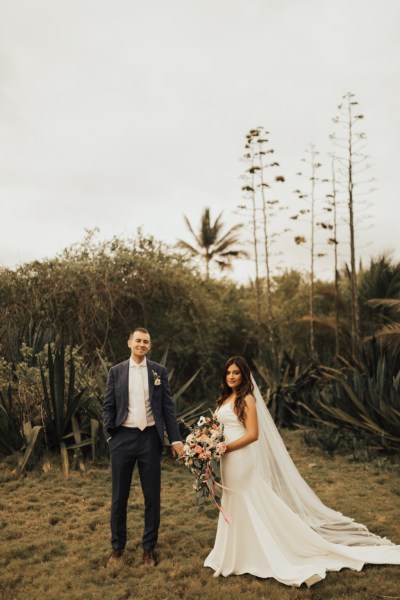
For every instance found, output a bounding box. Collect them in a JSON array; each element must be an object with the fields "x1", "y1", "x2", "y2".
[
  {"x1": 241, "y1": 127, "x2": 286, "y2": 354},
  {"x1": 326, "y1": 154, "x2": 340, "y2": 357},
  {"x1": 331, "y1": 156, "x2": 340, "y2": 357},
  {"x1": 256, "y1": 128, "x2": 286, "y2": 357},
  {"x1": 243, "y1": 131, "x2": 262, "y2": 330},
  {"x1": 294, "y1": 144, "x2": 322, "y2": 358},
  {"x1": 331, "y1": 92, "x2": 371, "y2": 352}
]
